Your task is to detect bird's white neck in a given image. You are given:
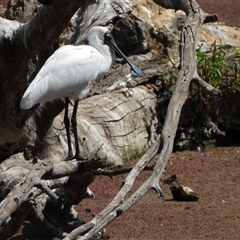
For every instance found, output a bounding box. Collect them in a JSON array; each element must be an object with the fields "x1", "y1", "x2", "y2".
[{"x1": 88, "y1": 34, "x2": 115, "y2": 79}]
